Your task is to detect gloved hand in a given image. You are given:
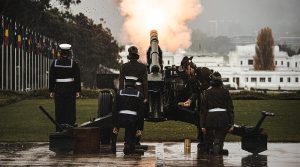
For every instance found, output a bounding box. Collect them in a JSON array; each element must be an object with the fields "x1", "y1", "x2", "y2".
[
  {"x1": 113, "y1": 127, "x2": 119, "y2": 134},
  {"x1": 136, "y1": 130, "x2": 142, "y2": 137}
]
